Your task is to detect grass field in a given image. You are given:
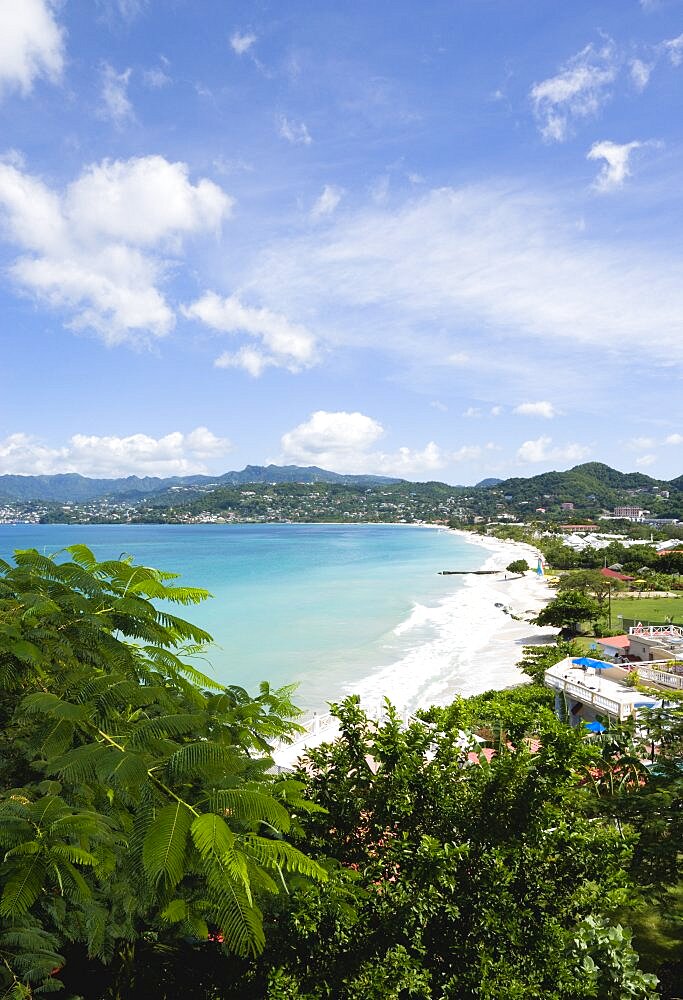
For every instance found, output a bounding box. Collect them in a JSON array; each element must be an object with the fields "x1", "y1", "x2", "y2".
[{"x1": 610, "y1": 596, "x2": 683, "y2": 626}]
